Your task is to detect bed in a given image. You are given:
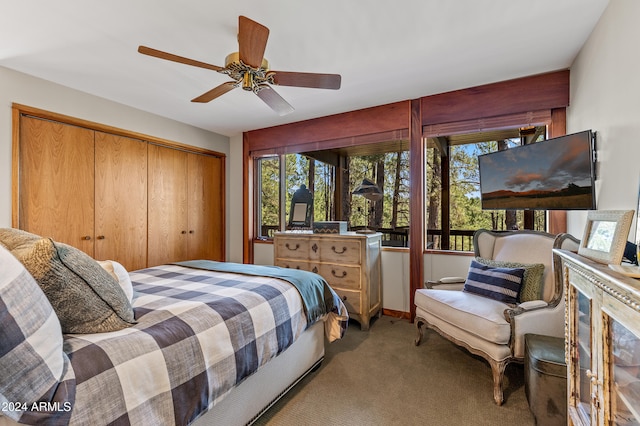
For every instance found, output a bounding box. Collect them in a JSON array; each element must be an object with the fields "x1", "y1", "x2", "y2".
[{"x1": 0, "y1": 229, "x2": 348, "y2": 426}]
